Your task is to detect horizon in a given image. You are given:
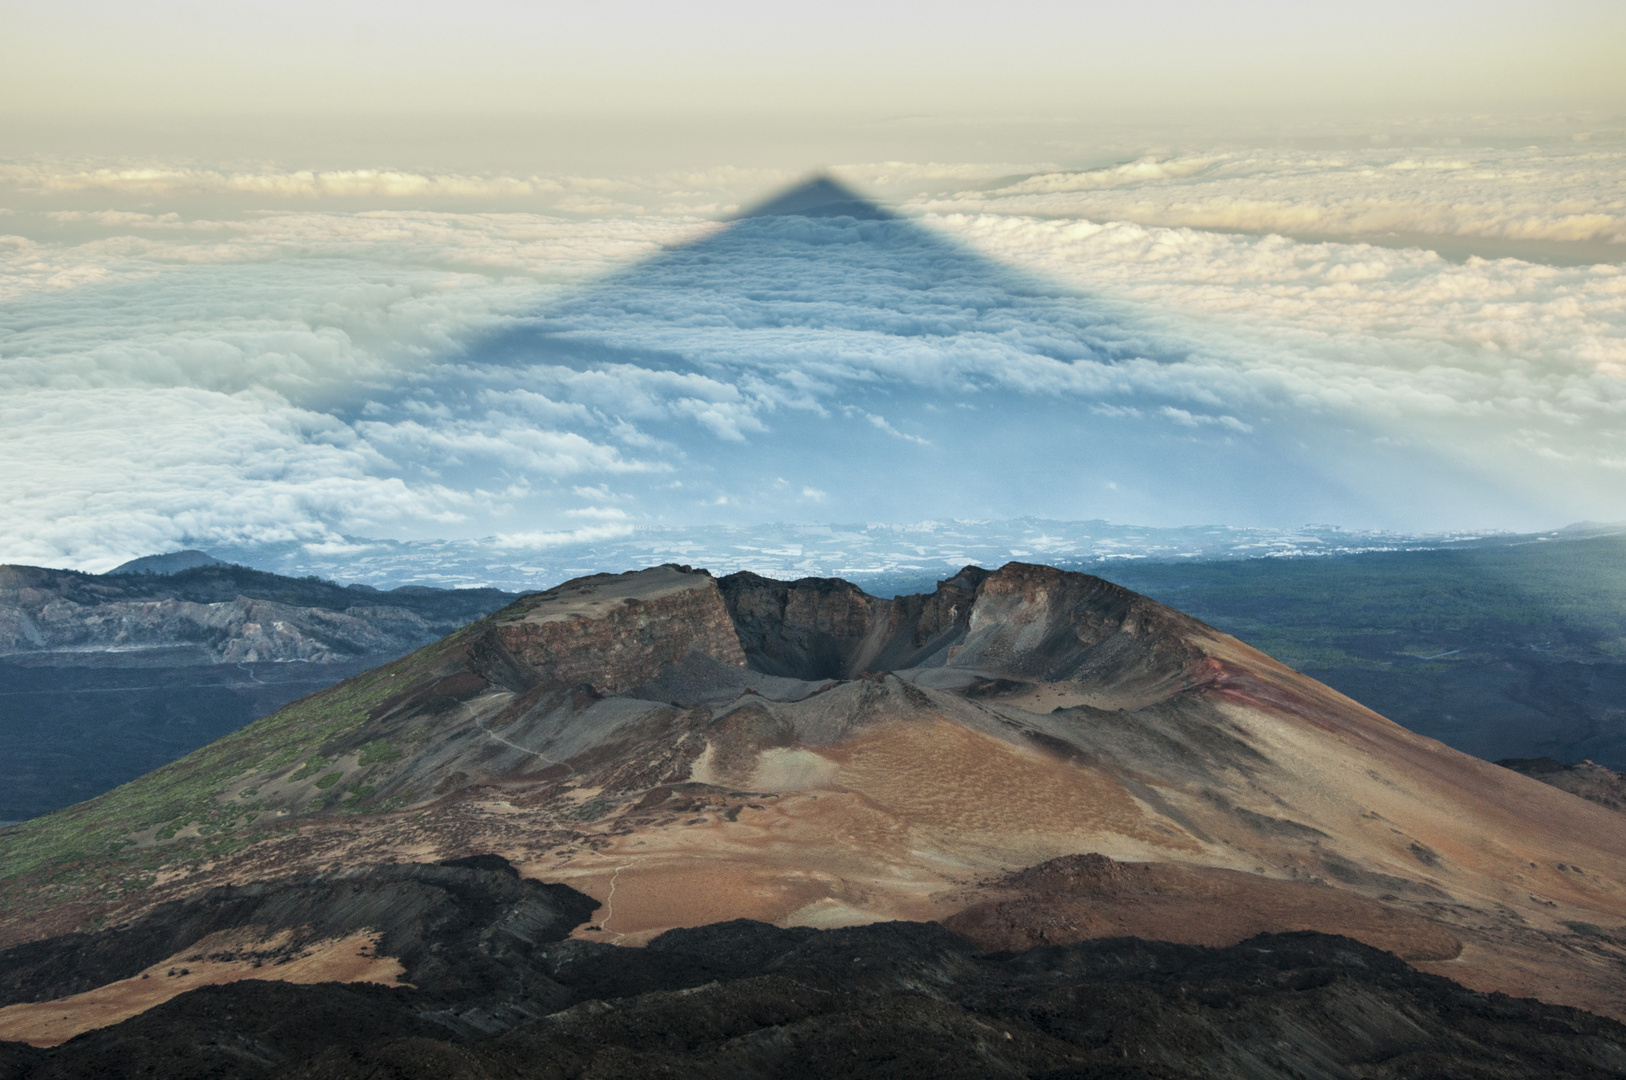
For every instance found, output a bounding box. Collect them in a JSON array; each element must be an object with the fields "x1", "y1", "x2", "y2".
[{"x1": 28, "y1": 516, "x2": 1626, "y2": 594}]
